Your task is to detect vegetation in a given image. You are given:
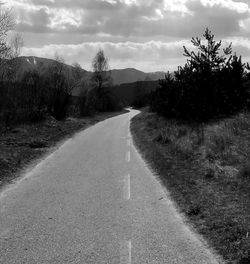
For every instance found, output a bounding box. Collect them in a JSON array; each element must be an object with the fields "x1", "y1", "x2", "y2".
[
  {"x1": 130, "y1": 29, "x2": 250, "y2": 263},
  {"x1": 131, "y1": 109, "x2": 250, "y2": 263},
  {"x1": 80, "y1": 49, "x2": 121, "y2": 116},
  {"x1": 150, "y1": 28, "x2": 249, "y2": 122},
  {"x1": 0, "y1": 19, "x2": 122, "y2": 125},
  {"x1": 1, "y1": 7, "x2": 250, "y2": 261}
]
